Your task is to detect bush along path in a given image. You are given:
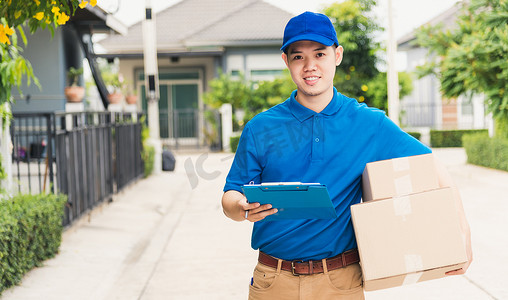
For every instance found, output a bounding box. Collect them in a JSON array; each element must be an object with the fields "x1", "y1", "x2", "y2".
[{"x1": 0, "y1": 194, "x2": 66, "y2": 294}]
